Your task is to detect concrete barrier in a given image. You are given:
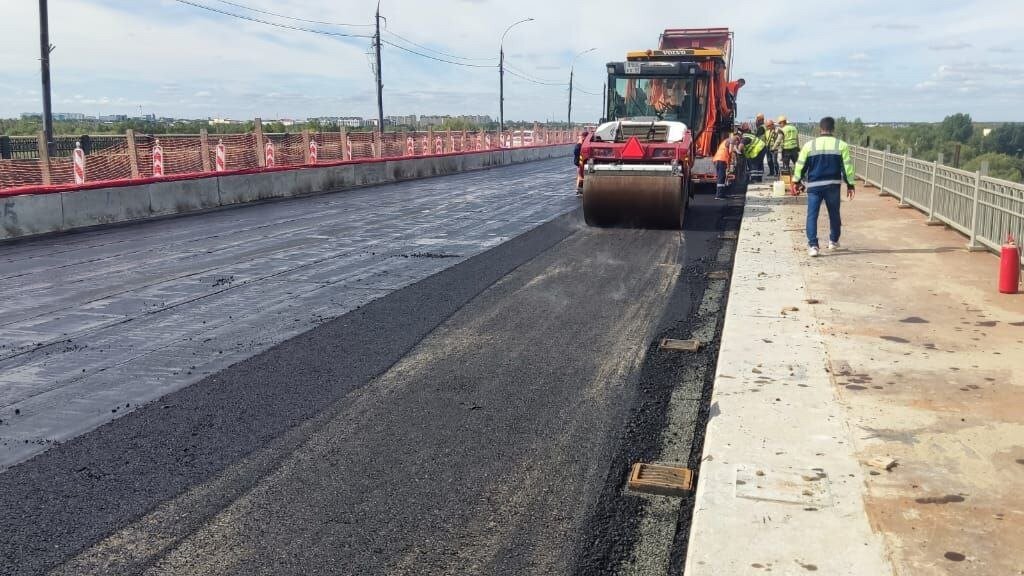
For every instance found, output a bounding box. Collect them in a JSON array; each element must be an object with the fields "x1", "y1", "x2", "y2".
[
  {"x1": 1, "y1": 192, "x2": 63, "y2": 239},
  {"x1": 149, "y1": 178, "x2": 221, "y2": 216},
  {"x1": 0, "y1": 144, "x2": 572, "y2": 241},
  {"x1": 61, "y1": 185, "x2": 151, "y2": 229}
]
